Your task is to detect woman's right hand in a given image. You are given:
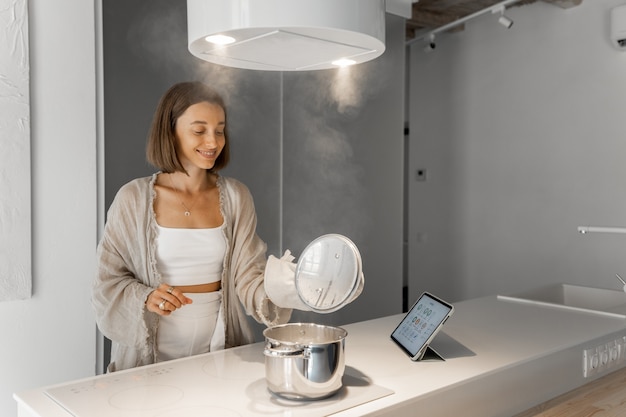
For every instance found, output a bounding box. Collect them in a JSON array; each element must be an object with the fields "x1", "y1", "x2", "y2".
[{"x1": 145, "y1": 284, "x2": 193, "y2": 316}]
